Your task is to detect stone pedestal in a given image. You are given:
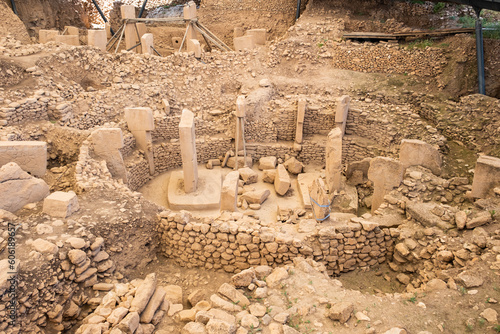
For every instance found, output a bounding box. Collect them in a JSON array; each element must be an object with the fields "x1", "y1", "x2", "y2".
[
  {"x1": 246, "y1": 29, "x2": 266, "y2": 45},
  {"x1": 179, "y1": 109, "x2": 198, "y2": 193}
]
